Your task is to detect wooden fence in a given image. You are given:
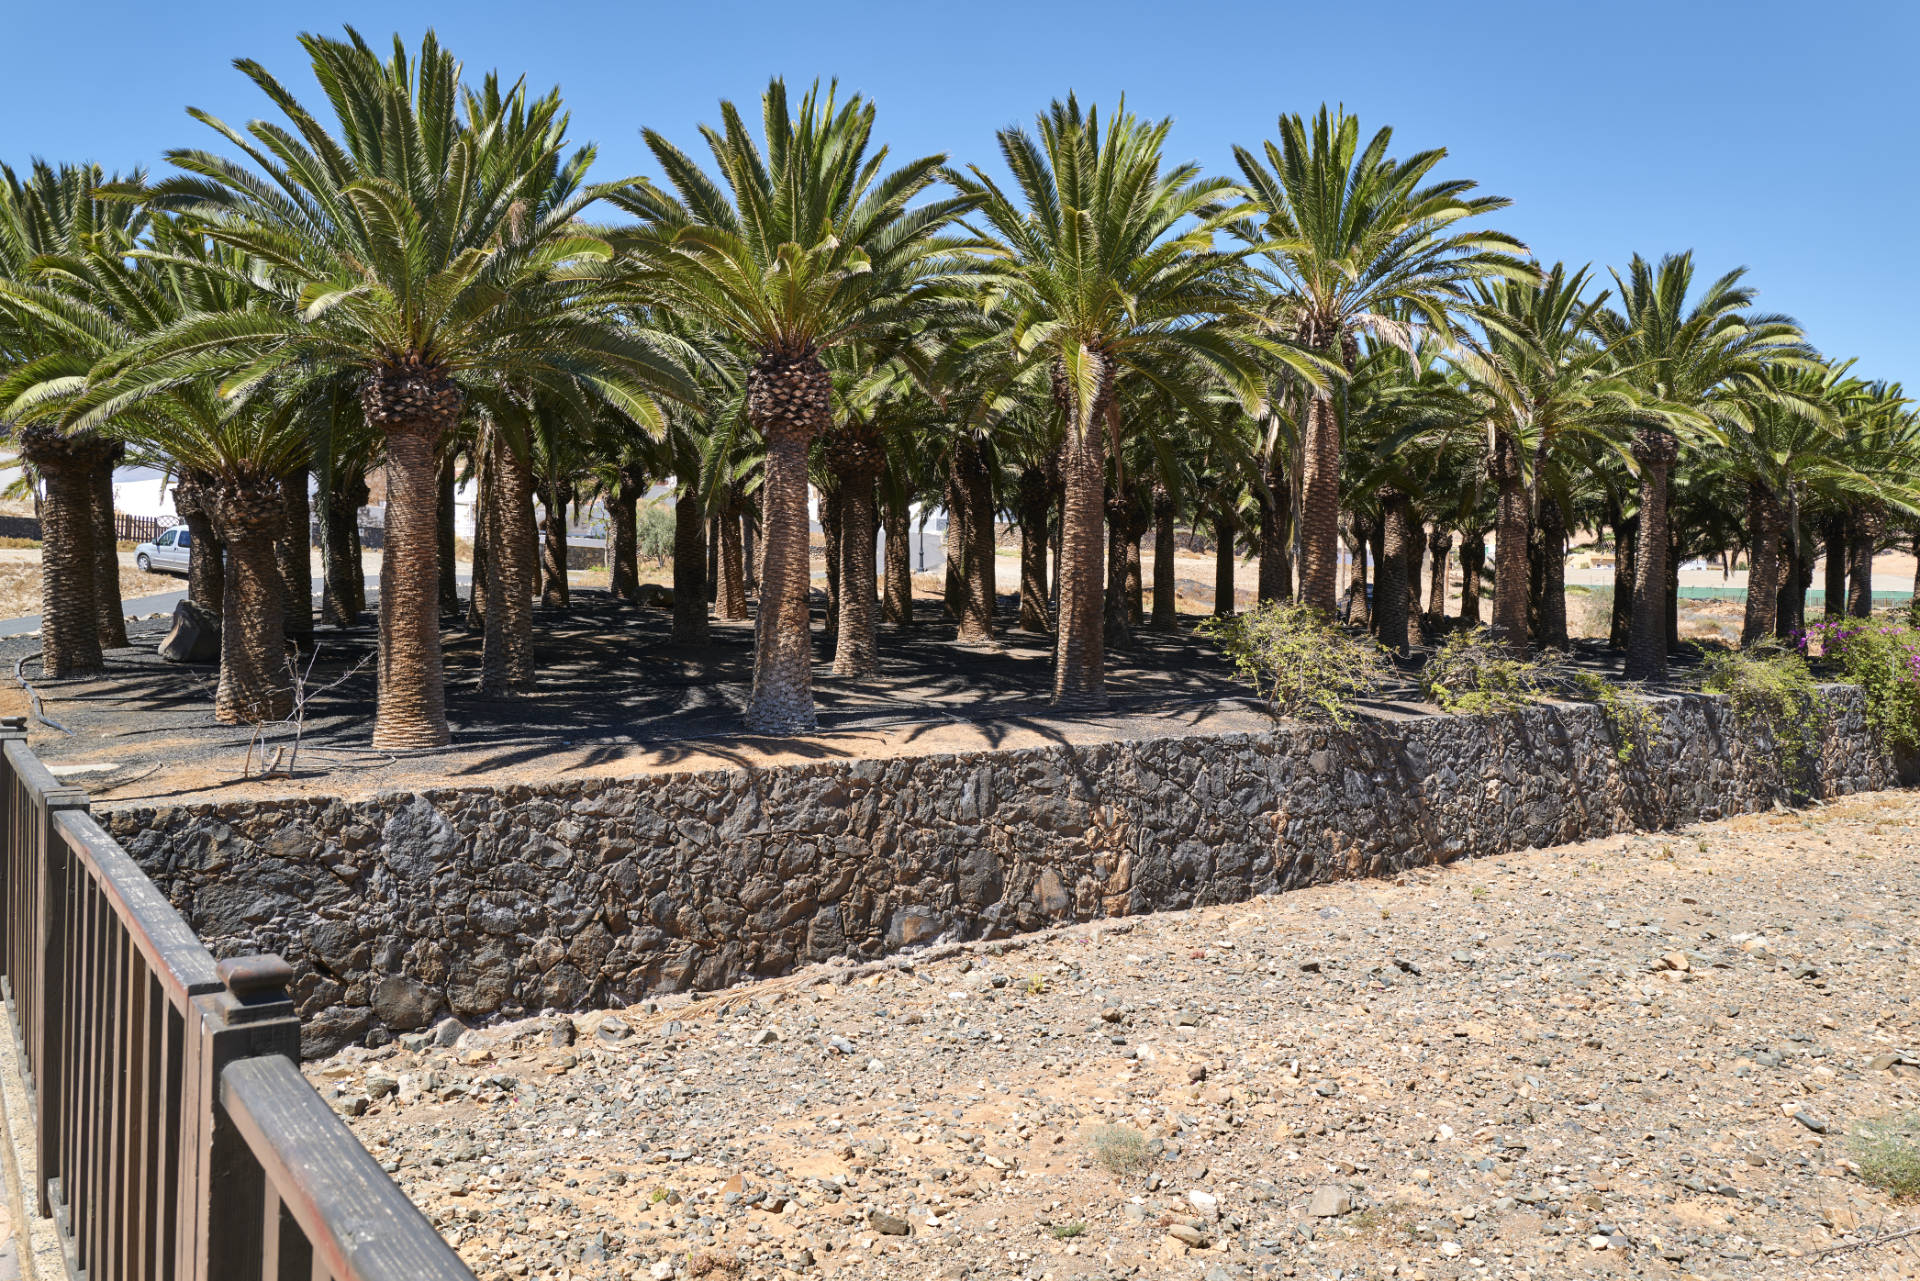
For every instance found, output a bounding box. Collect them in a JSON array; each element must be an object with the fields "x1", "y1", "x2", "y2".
[{"x1": 0, "y1": 719, "x2": 475, "y2": 1281}]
